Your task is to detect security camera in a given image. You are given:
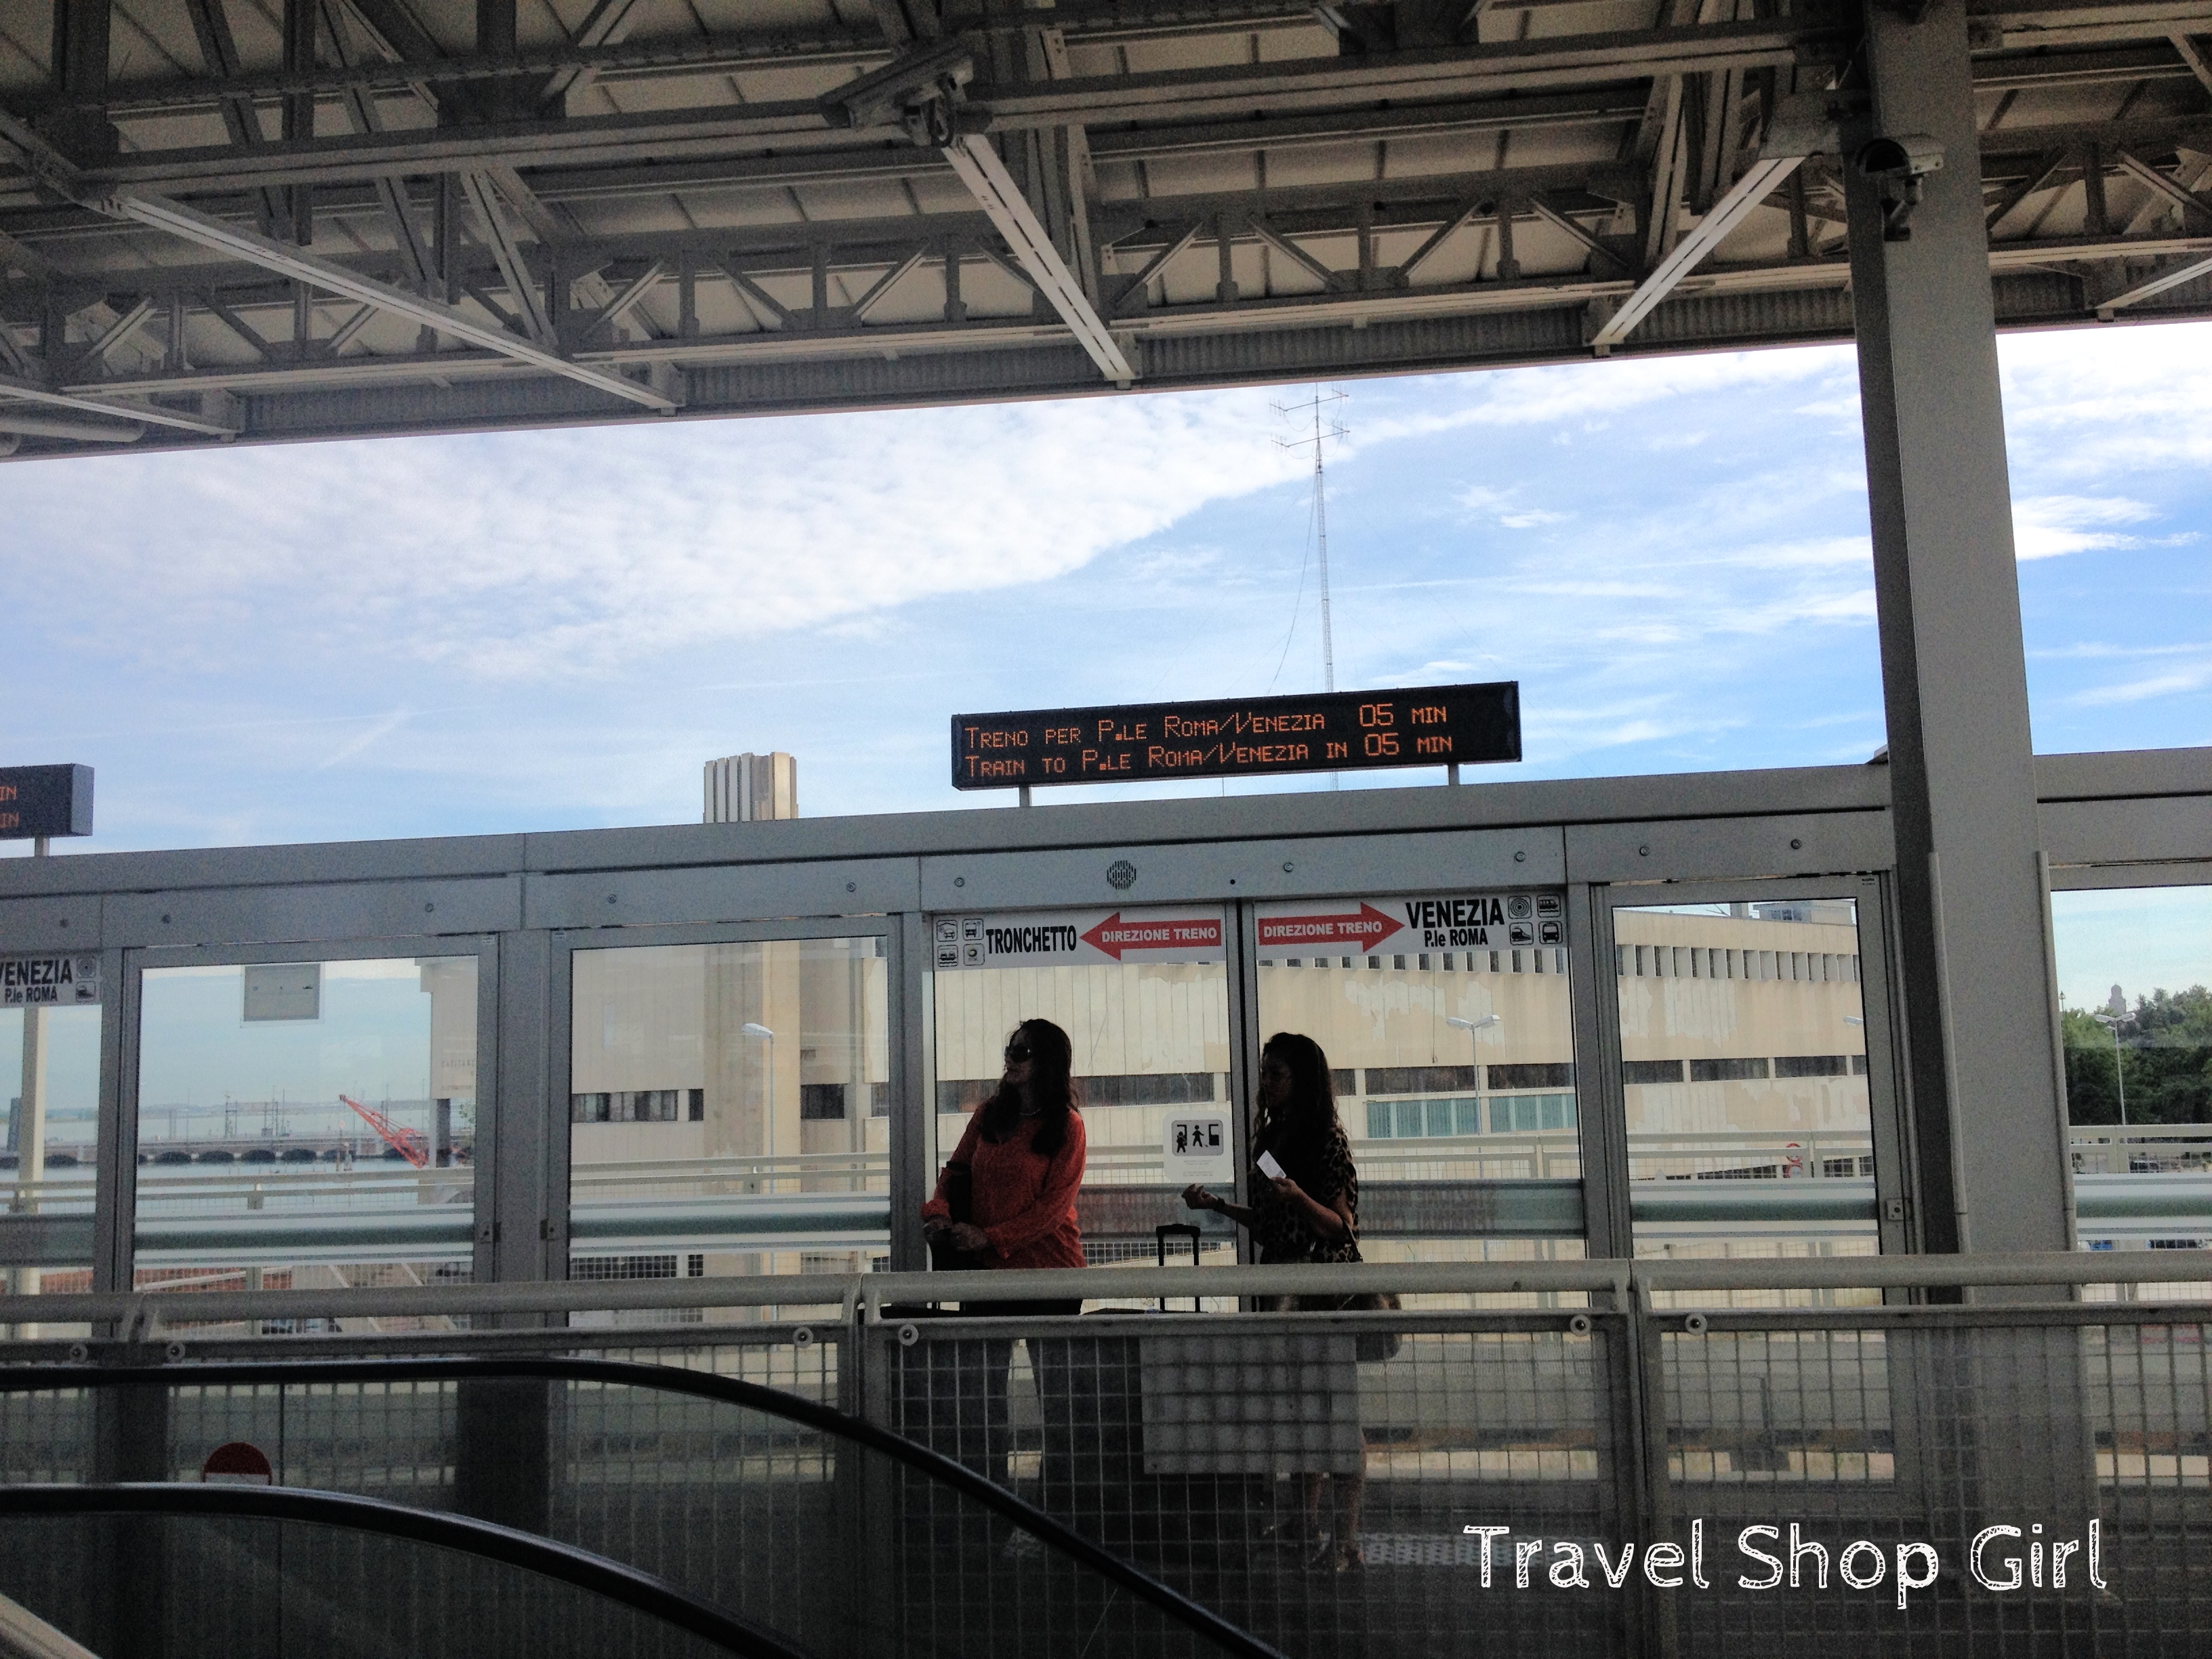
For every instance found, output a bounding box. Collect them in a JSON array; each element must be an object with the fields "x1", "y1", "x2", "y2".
[
  {"x1": 1855, "y1": 134, "x2": 1944, "y2": 242},
  {"x1": 821, "y1": 41, "x2": 975, "y2": 148},
  {"x1": 1855, "y1": 134, "x2": 1944, "y2": 181}
]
